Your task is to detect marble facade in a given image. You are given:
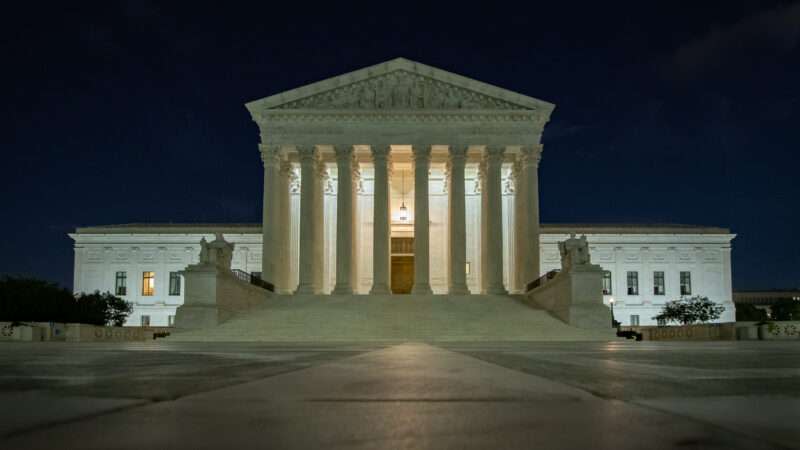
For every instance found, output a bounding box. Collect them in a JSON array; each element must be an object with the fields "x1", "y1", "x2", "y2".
[{"x1": 68, "y1": 58, "x2": 737, "y2": 327}]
